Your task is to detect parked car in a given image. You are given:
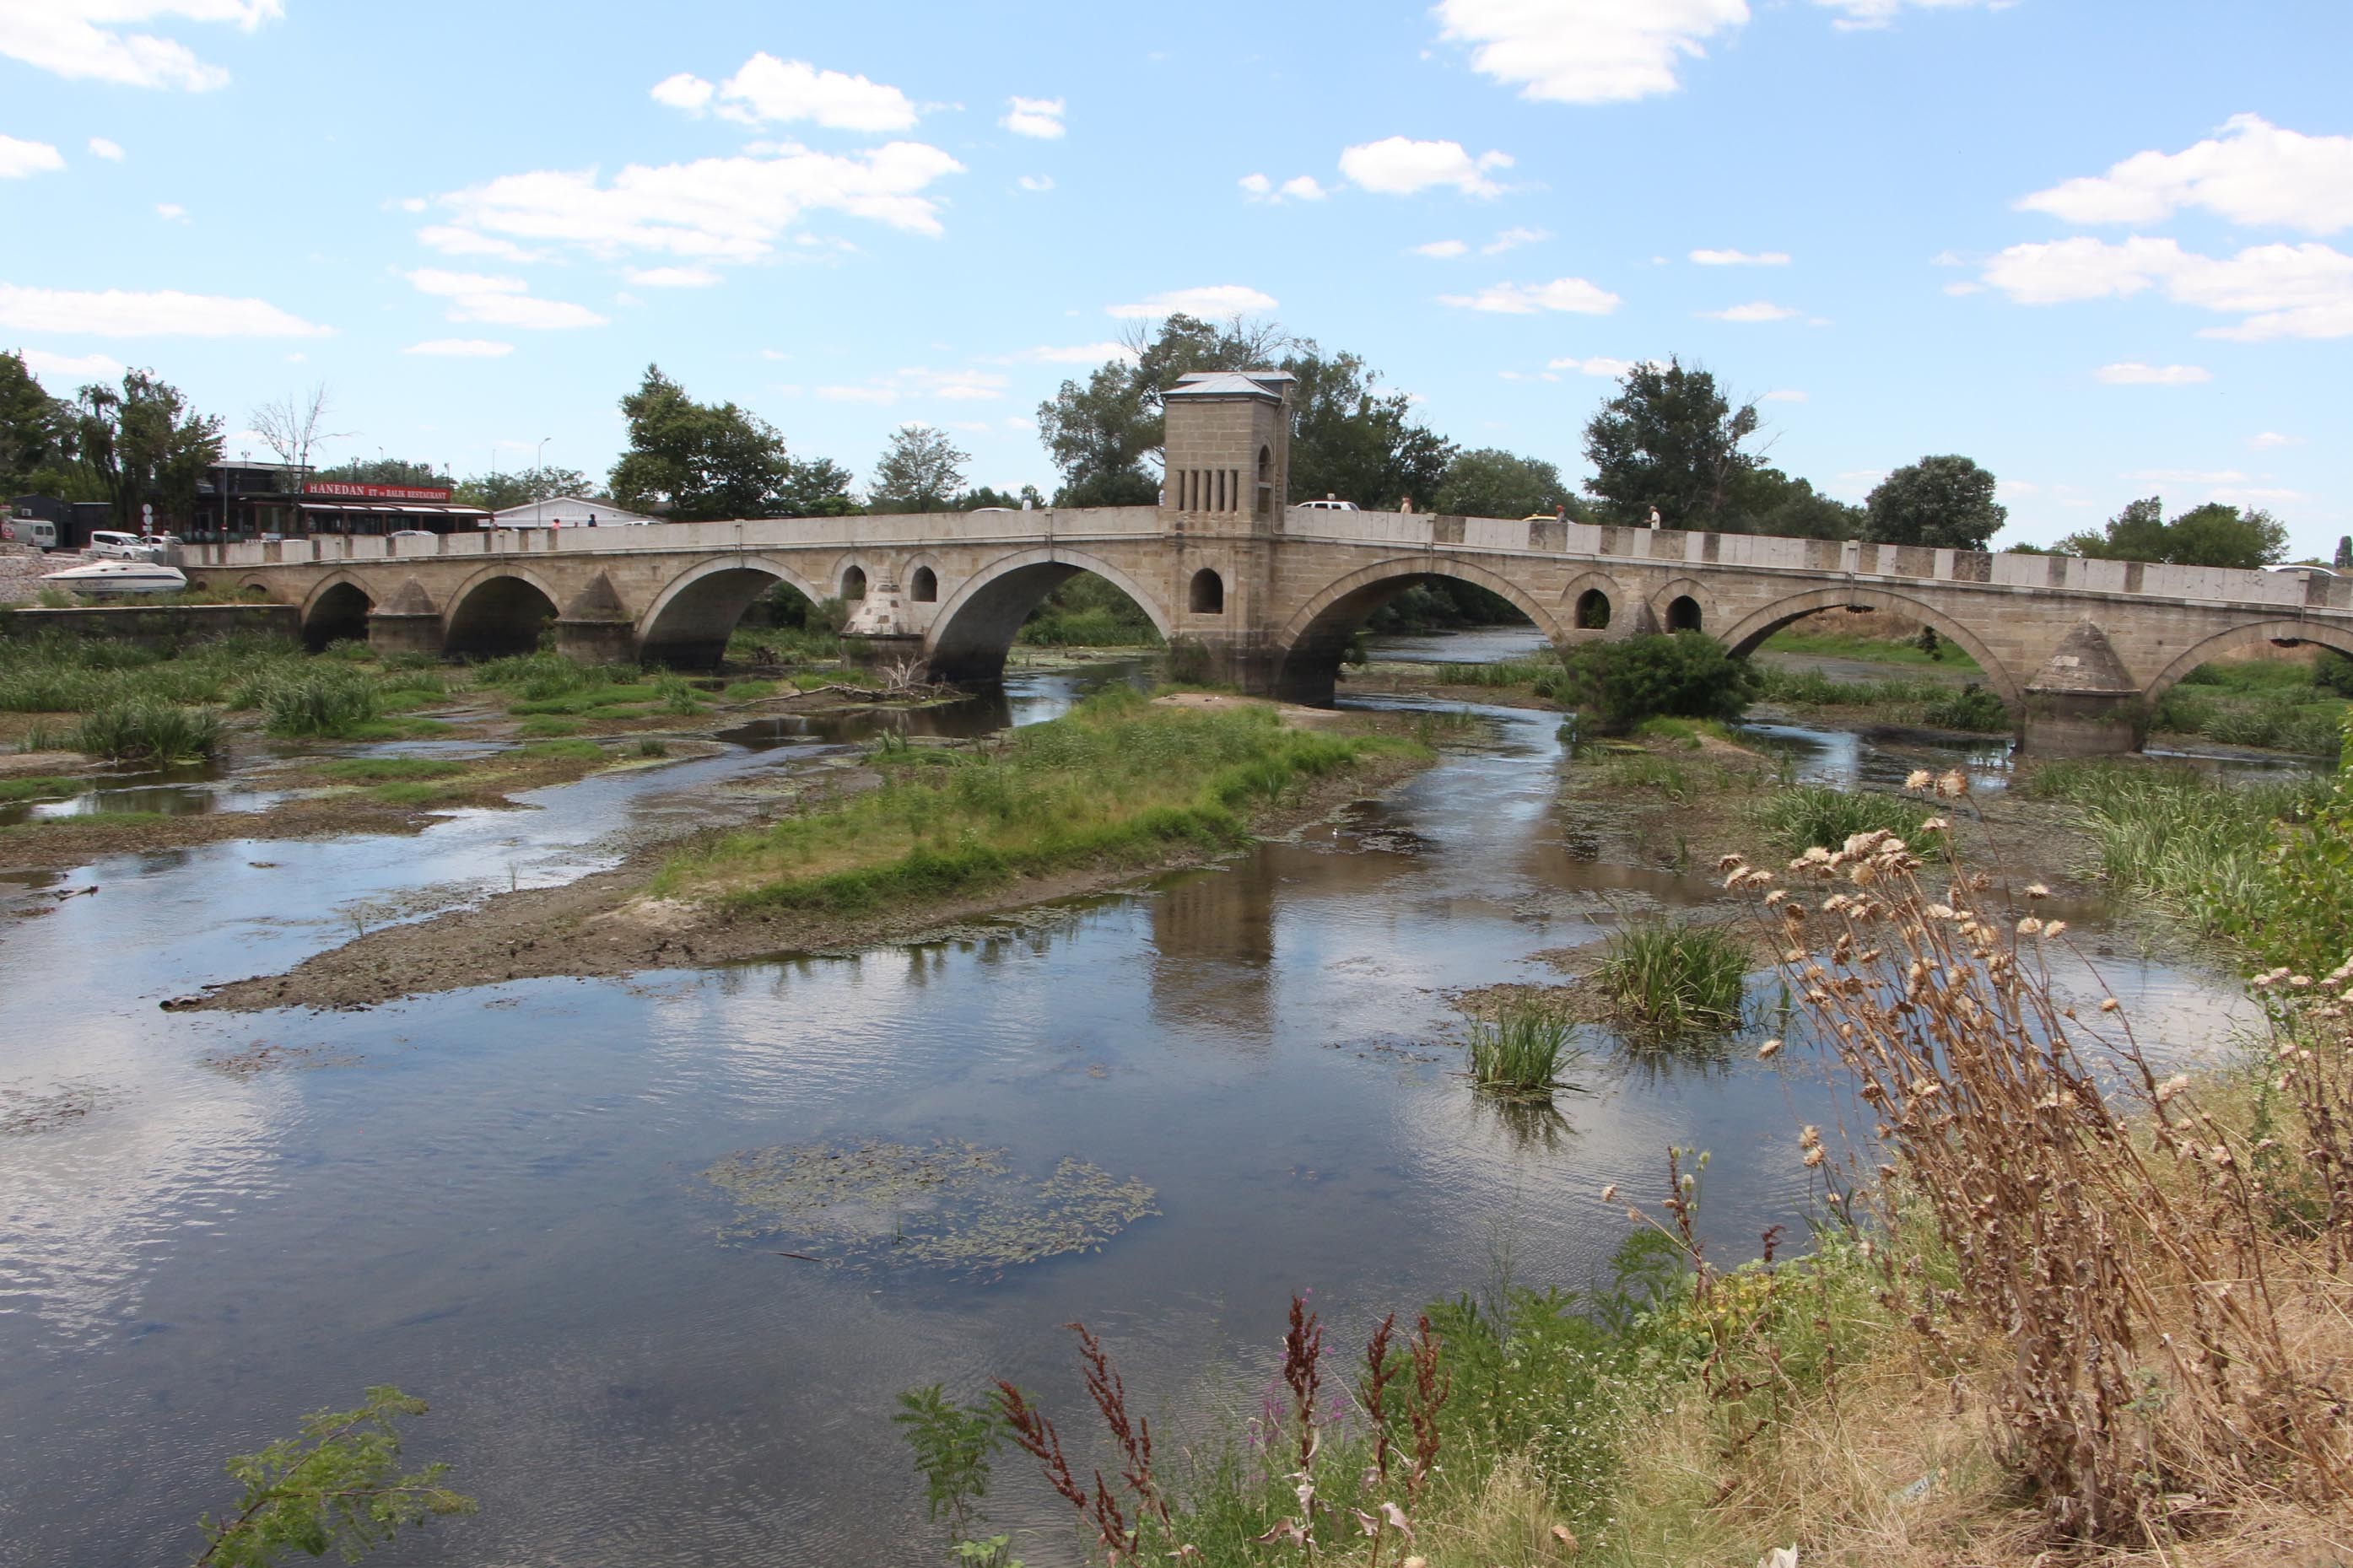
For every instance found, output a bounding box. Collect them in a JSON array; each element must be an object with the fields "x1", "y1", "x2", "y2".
[
  {"x1": 88, "y1": 530, "x2": 162, "y2": 561},
  {"x1": 387, "y1": 530, "x2": 438, "y2": 539},
  {"x1": 3, "y1": 517, "x2": 59, "y2": 551},
  {"x1": 1297, "y1": 498, "x2": 1360, "y2": 513}
]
